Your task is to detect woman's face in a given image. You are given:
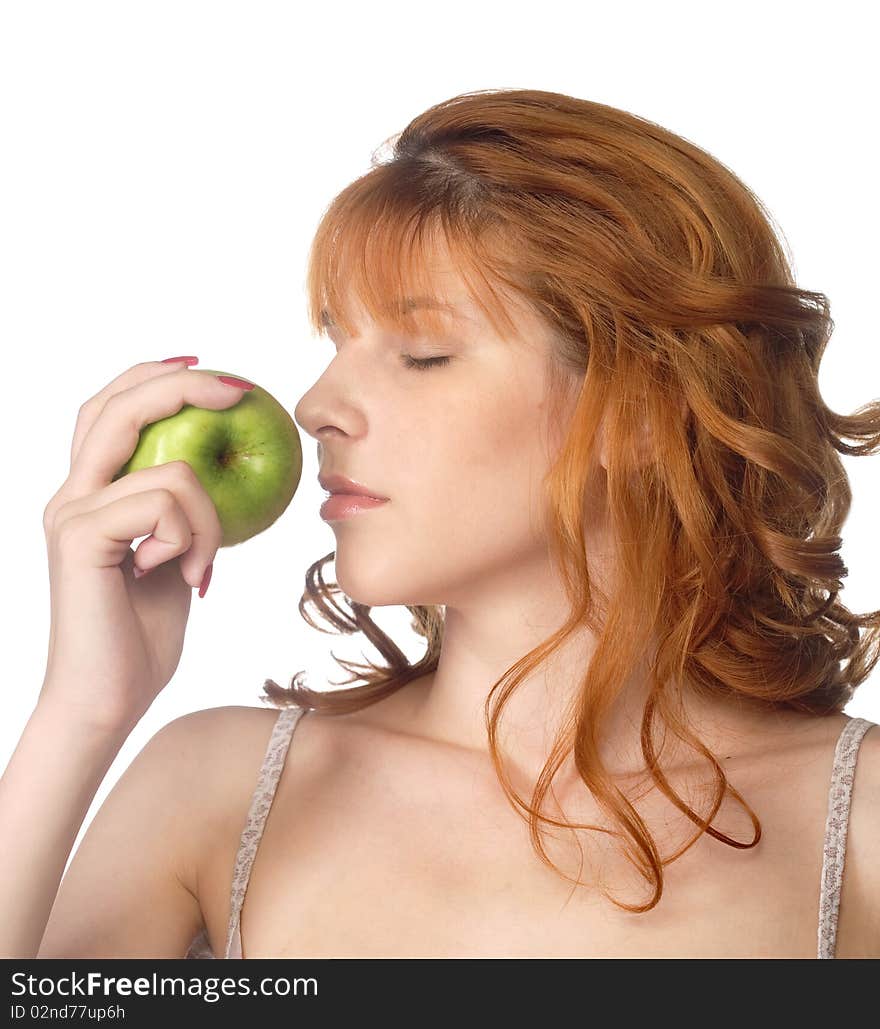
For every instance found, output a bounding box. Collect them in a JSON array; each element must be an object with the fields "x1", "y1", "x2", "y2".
[{"x1": 293, "y1": 265, "x2": 581, "y2": 610}]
